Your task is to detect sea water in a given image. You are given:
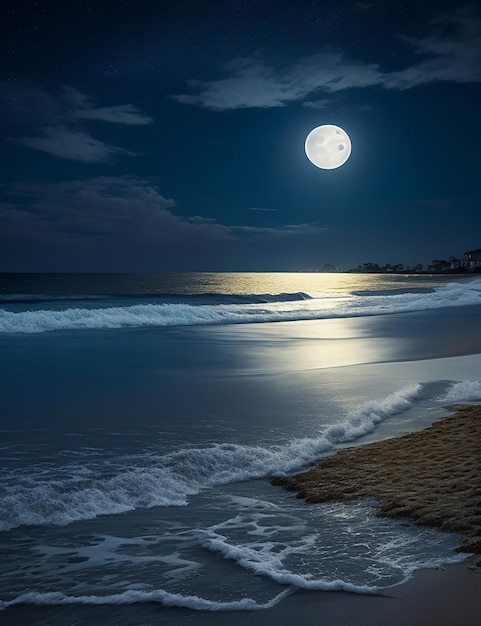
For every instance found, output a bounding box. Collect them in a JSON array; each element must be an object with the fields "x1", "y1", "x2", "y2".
[{"x1": 1, "y1": 273, "x2": 480, "y2": 624}]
